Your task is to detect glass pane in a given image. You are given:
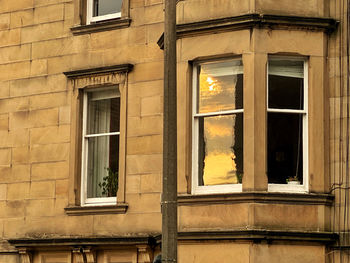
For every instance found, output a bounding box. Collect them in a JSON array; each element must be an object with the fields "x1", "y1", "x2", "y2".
[
  {"x1": 87, "y1": 96, "x2": 120, "y2": 134},
  {"x1": 87, "y1": 135, "x2": 119, "y2": 198},
  {"x1": 267, "y1": 113, "x2": 303, "y2": 184},
  {"x1": 198, "y1": 113, "x2": 243, "y2": 186},
  {"x1": 268, "y1": 60, "x2": 304, "y2": 110},
  {"x1": 197, "y1": 60, "x2": 243, "y2": 114},
  {"x1": 93, "y1": 0, "x2": 122, "y2": 17}
]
